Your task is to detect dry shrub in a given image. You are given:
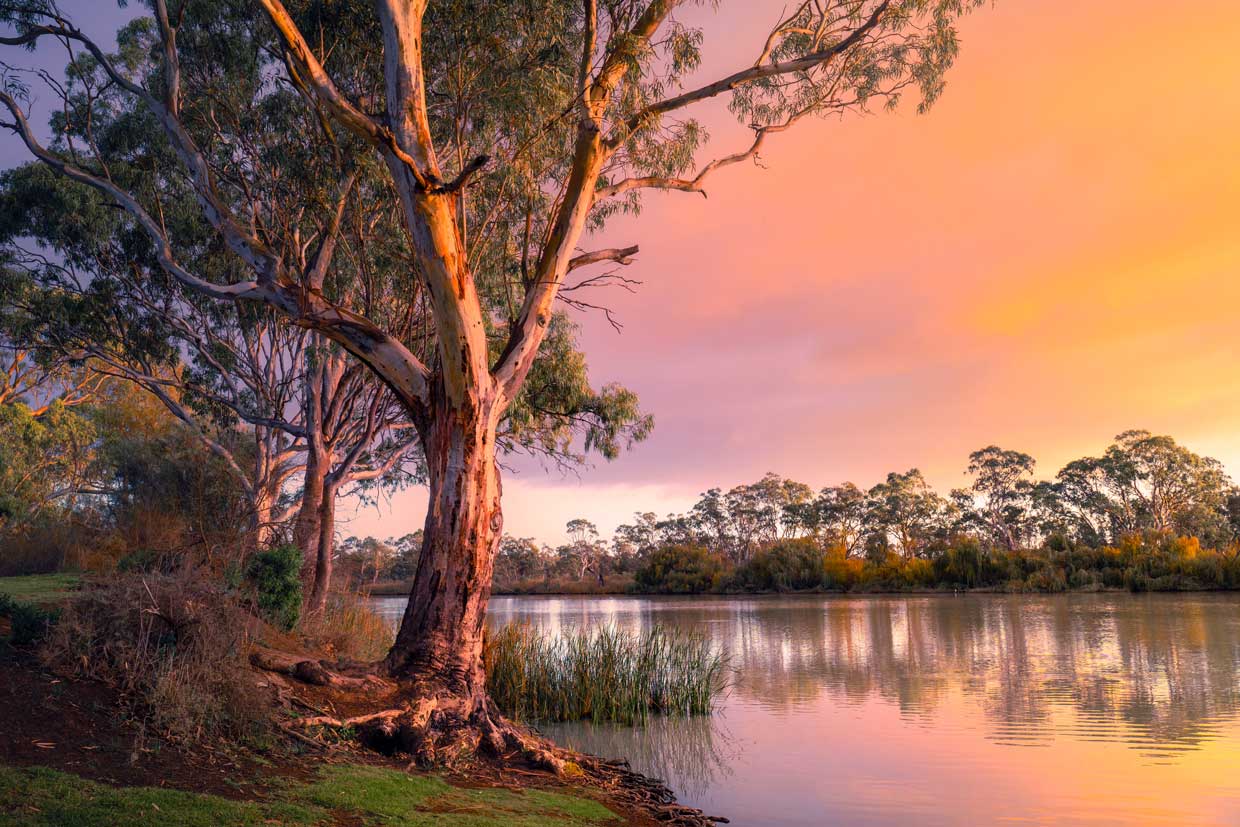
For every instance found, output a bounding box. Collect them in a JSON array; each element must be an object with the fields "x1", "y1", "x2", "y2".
[
  {"x1": 0, "y1": 512, "x2": 103, "y2": 575},
  {"x1": 107, "y1": 503, "x2": 195, "y2": 561},
  {"x1": 0, "y1": 531, "x2": 66, "y2": 576},
  {"x1": 298, "y1": 590, "x2": 394, "y2": 662},
  {"x1": 41, "y1": 568, "x2": 270, "y2": 742}
]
